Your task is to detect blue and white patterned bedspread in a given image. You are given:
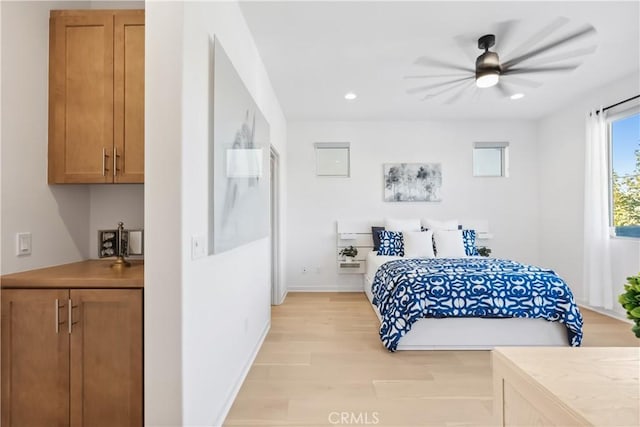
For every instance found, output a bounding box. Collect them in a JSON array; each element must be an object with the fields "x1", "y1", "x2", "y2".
[{"x1": 371, "y1": 257, "x2": 583, "y2": 351}]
